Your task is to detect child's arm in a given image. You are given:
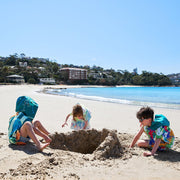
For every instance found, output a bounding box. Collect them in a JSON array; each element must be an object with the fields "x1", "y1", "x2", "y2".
[
  {"x1": 62, "y1": 114, "x2": 71, "y2": 128},
  {"x1": 83, "y1": 120, "x2": 88, "y2": 129},
  {"x1": 130, "y1": 125, "x2": 144, "y2": 148},
  {"x1": 143, "y1": 138, "x2": 161, "y2": 156}
]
